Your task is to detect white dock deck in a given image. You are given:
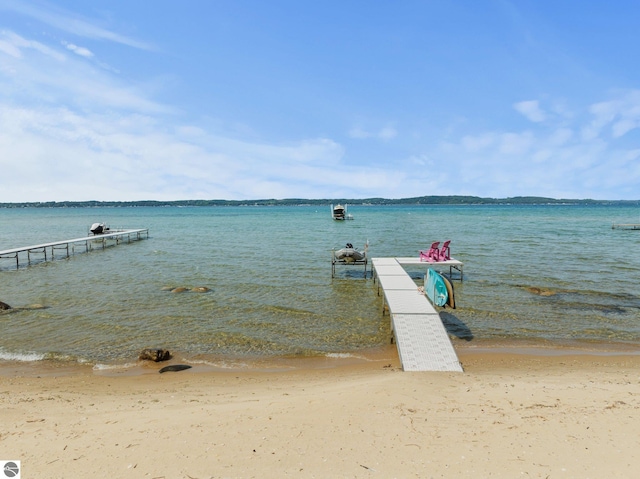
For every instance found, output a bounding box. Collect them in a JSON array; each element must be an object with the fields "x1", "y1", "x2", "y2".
[
  {"x1": 372, "y1": 257, "x2": 463, "y2": 372},
  {"x1": 0, "y1": 229, "x2": 149, "y2": 269},
  {"x1": 396, "y1": 256, "x2": 464, "y2": 280}
]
